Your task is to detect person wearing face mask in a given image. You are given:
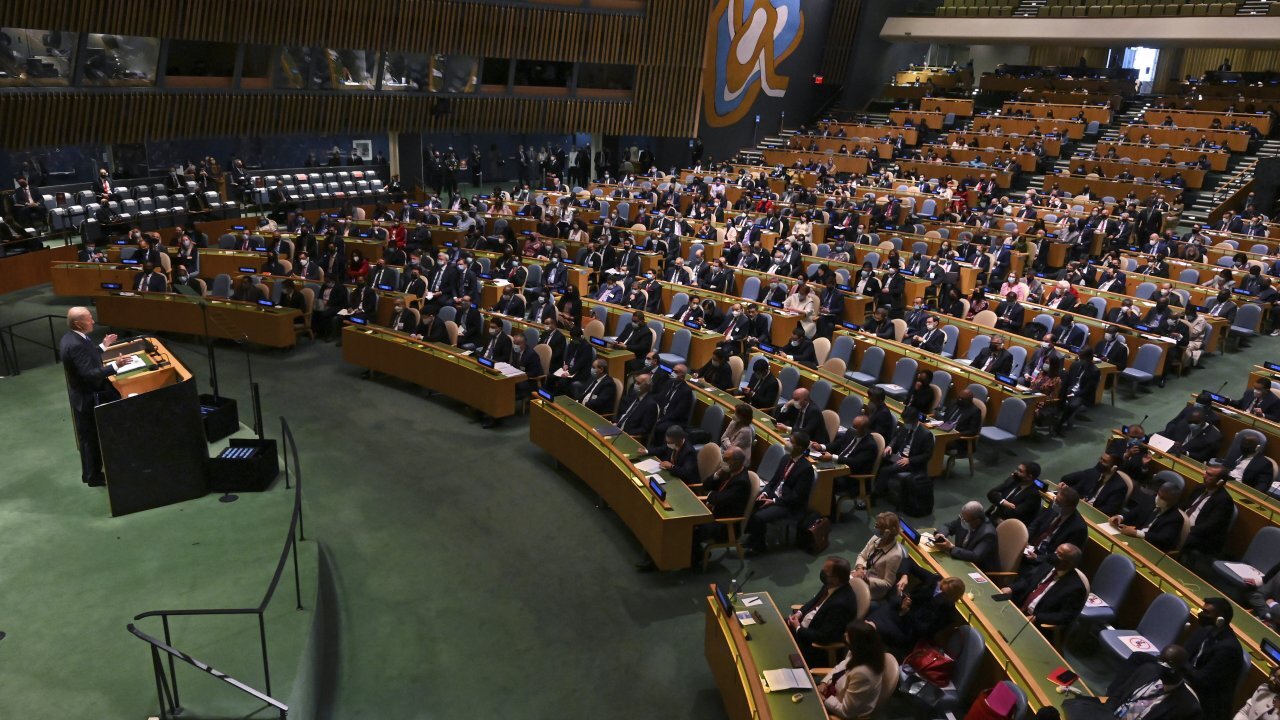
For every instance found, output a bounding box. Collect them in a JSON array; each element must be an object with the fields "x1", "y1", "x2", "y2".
[
  {"x1": 1166, "y1": 407, "x2": 1222, "y2": 462},
  {"x1": 774, "y1": 387, "x2": 827, "y2": 445},
  {"x1": 1234, "y1": 378, "x2": 1280, "y2": 421},
  {"x1": 875, "y1": 409, "x2": 934, "y2": 515},
  {"x1": 737, "y1": 357, "x2": 781, "y2": 410},
  {"x1": 993, "y1": 291, "x2": 1025, "y2": 331},
  {"x1": 986, "y1": 462, "x2": 1044, "y2": 525},
  {"x1": 784, "y1": 284, "x2": 819, "y2": 337},
  {"x1": 816, "y1": 278, "x2": 845, "y2": 339},
  {"x1": 1009, "y1": 543, "x2": 1087, "y2": 632},
  {"x1": 1063, "y1": 645, "x2": 1200, "y2": 720},
  {"x1": 670, "y1": 292, "x2": 705, "y2": 325},
  {"x1": 1109, "y1": 482, "x2": 1186, "y2": 553},
  {"x1": 612, "y1": 312, "x2": 652, "y2": 372},
  {"x1": 1045, "y1": 279, "x2": 1078, "y2": 312},
  {"x1": 613, "y1": 373, "x2": 659, "y2": 439},
  {"x1": 854, "y1": 512, "x2": 908, "y2": 600},
  {"x1": 1024, "y1": 485, "x2": 1087, "y2": 566},
  {"x1": 1061, "y1": 451, "x2": 1129, "y2": 516},
  {"x1": 716, "y1": 304, "x2": 750, "y2": 355},
  {"x1": 877, "y1": 265, "x2": 906, "y2": 313},
  {"x1": 1224, "y1": 434, "x2": 1272, "y2": 490},
  {"x1": 910, "y1": 315, "x2": 946, "y2": 354},
  {"x1": 1095, "y1": 327, "x2": 1130, "y2": 370},
  {"x1": 576, "y1": 358, "x2": 616, "y2": 414},
  {"x1": 1023, "y1": 333, "x2": 1062, "y2": 382},
  {"x1": 1233, "y1": 666, "x2": 1280, "y2": 720},
  {"x1": 493, "y1": 284, "x2": 526, "y2": 317},
  {"x1": 745, "y1": 431, "x2": 816, "y2": 556},
  {"x1": 854, "y1": 264, "x2": 881, "y2": 296},
  {"x1": 651, "y1": 363, "x2": 693, "y2": 439},
  {"x1": 934, "y1": 501, "x2": 998, "y2": 572},
  {"x1": 694, "y1": 348, "x2": 734, "y2": 391},
  {"x1": 784, "y1": 326, "x2": 818, "y2": 367},
  {"x1": 1181, "y1": 463, "x2": 1236, "y2": 558},
  {"x1": 645, "y1": 425, "x2": 700, "y2": 485},
  {"x1": 785, "y1": 556, "x2": 860, "y2": 667},
  {"x1": 1182, "y1": 598, "x2": 1244, "y2": 720},
  {"x1": 1205, "y1": 290, "x2": 1238, "y2": 322},
  {"x1": 478, "y1": 318, "x2": 513, "y2": 365},
  {"x1": 676, "y1": 446, "x2": 754, "y2": 570},
  {"x1": 904, "y1": 301, "x2": 930, "y2": 335},
  {"x1": 971, "y1": 335, "x2": 1014, "y2": 375}
]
